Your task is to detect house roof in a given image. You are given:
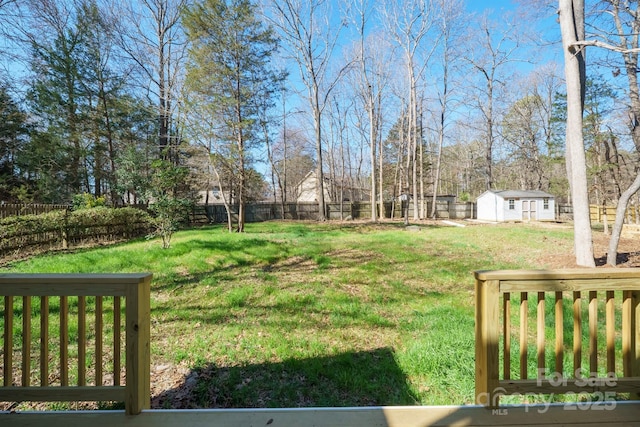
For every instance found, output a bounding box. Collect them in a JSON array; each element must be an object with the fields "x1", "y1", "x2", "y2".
[{"x1": 486, "y1": 190, "x2": 555, "y2": 199}]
